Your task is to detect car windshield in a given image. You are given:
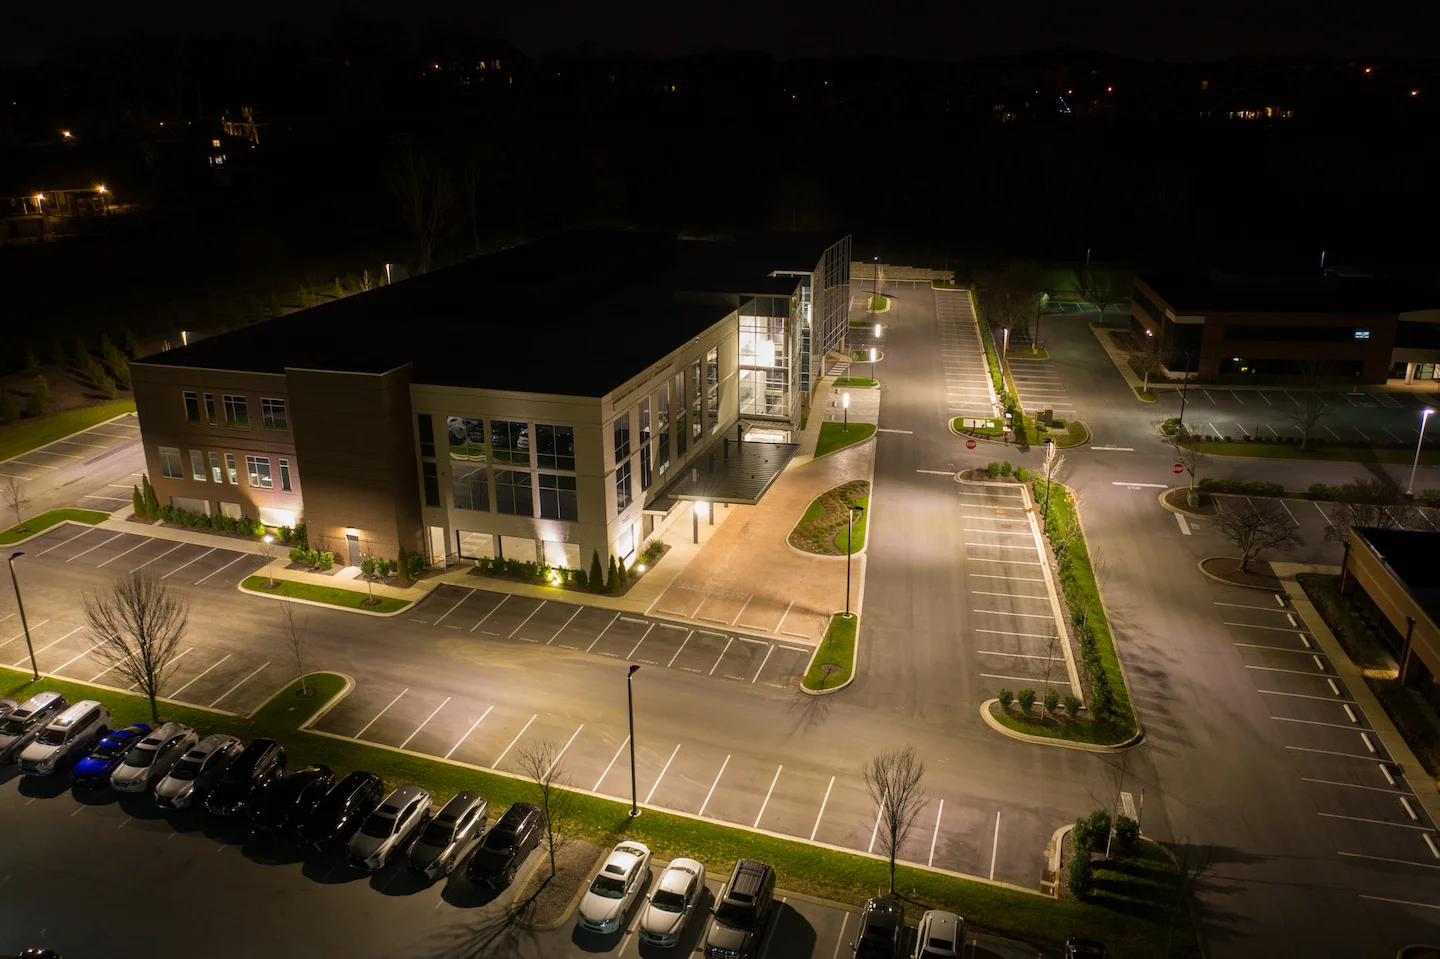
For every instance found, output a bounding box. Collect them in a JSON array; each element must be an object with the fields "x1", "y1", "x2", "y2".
[
  {"x1": 926, "y1": 936, "x2": 955, "y2": 951},
  {"x1": 590, "y1": 874, "x2": 626, "y2": 898},
  {"x1": 857, "y1": 934, "x2": 894, "y2": 957},
  {"x1": 650, "y1": 890, "x2": 687, "y2": 912},
  {"x1": 169, "y1": 759, "x2": 203, "y2": 781},
  {"x1": 91, "y1": 741, "x2": 123, "y2": 760},
  {"x1": 419, "y1": 820, "x2": 454, "y2": 847},
  {"x1": 123, "y1": 747, "x2": 156, "y2": 768},
  {"x1": 714, "y1": 903, "x2": 754, "y2": 930},
  {"x1": 0, "y1": 719, "x2": 25, "y2": 736},
  {"x1": 360, "y1": 813, "x2": 396, "y2": 839},
  {"x1": 481, "y1": 829, "x2": 516, "y2": 853},
  {"x1": 35, "y1": 727, "x2": 67, "y2": 746}
]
